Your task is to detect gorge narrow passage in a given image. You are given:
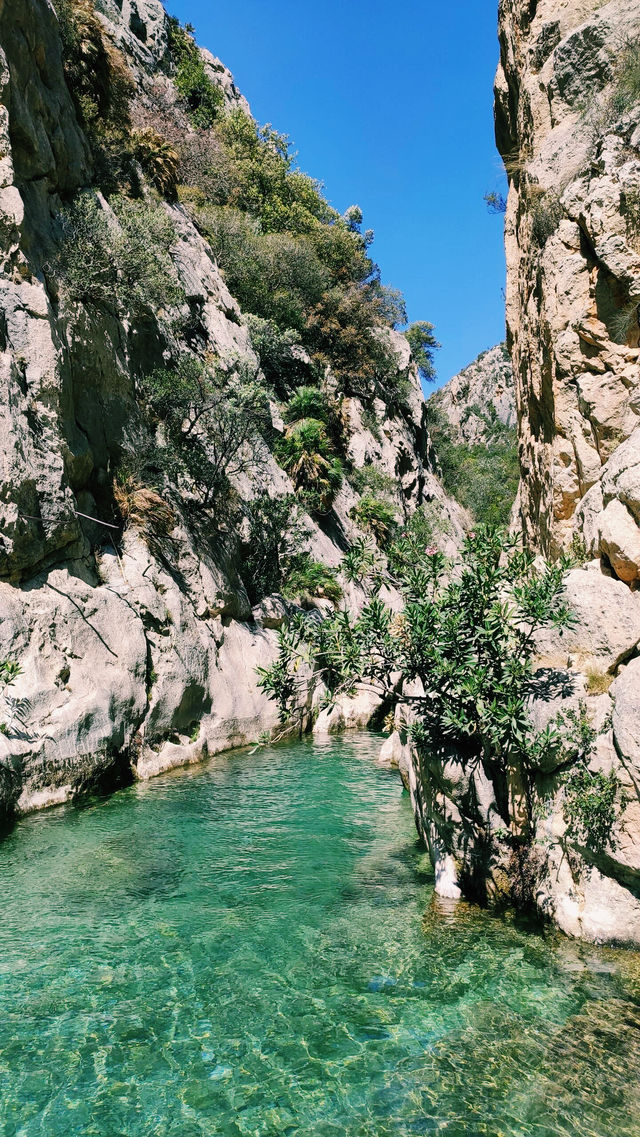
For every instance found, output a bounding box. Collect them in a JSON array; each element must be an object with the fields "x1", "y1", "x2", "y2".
[{"x1": 1, "y1": 735, "x2": 640, "y2": 1136}]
